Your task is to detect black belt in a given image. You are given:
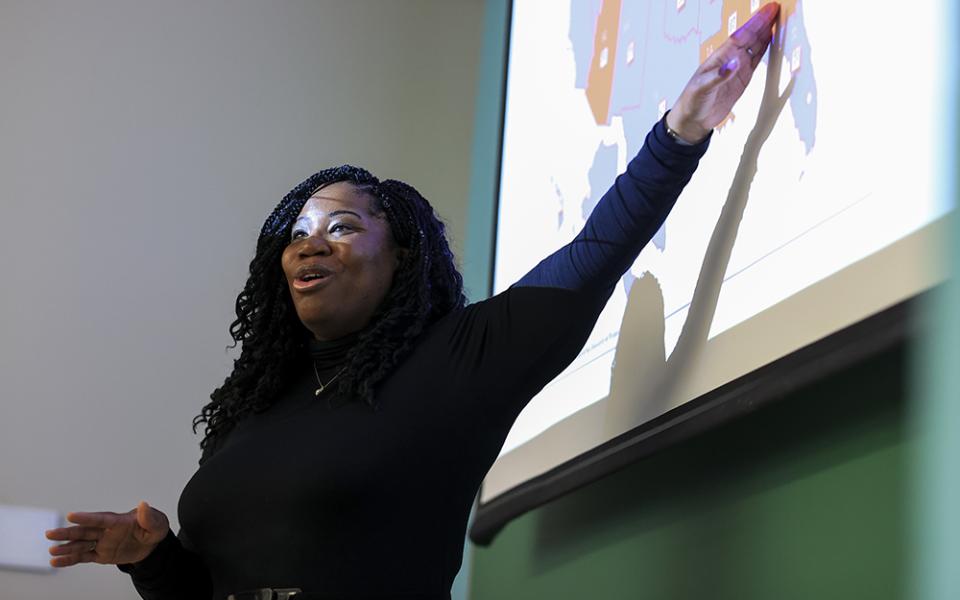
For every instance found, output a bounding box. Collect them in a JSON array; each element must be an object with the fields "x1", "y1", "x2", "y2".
[
  {"x1": 226, "y1": 589, "x2": 303, "y2": 600},
  {"x1": 225, "y1": 587, "x2": 445, "y2": 599}
]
